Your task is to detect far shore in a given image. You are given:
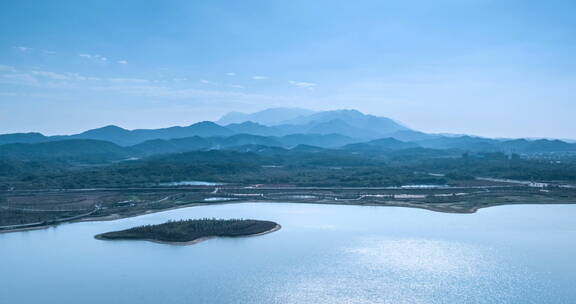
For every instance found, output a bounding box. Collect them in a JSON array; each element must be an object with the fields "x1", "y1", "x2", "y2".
[
  {"x1": 0, "y1": 200, "x2": 243, "y2": 234},
  {"x1": 2, "y1": 194, "x2": 576, "y2": 234}
]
